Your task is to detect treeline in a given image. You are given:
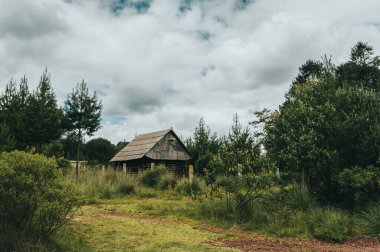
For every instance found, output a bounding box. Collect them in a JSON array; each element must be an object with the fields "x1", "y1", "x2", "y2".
[
  {"x1": 186, "y1": 42, "x2": 380, "y2": 208},
  {"x1": 0, "y1": 70, "x2": 120, "y2": 166}
]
